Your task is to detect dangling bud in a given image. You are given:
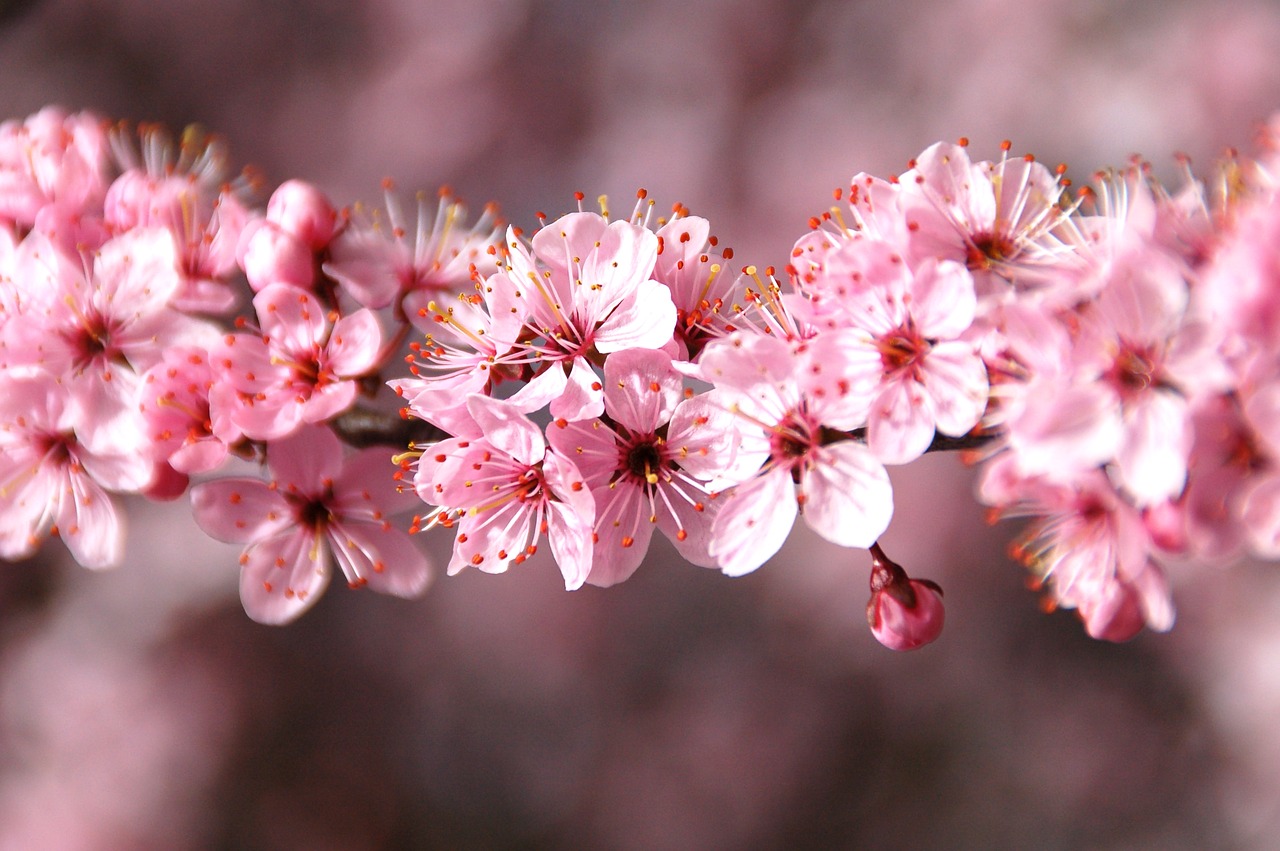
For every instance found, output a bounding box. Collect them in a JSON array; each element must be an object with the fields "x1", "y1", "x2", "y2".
[{"x1": 866, "y1": 542, "x2": 945, "y2": 651}]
